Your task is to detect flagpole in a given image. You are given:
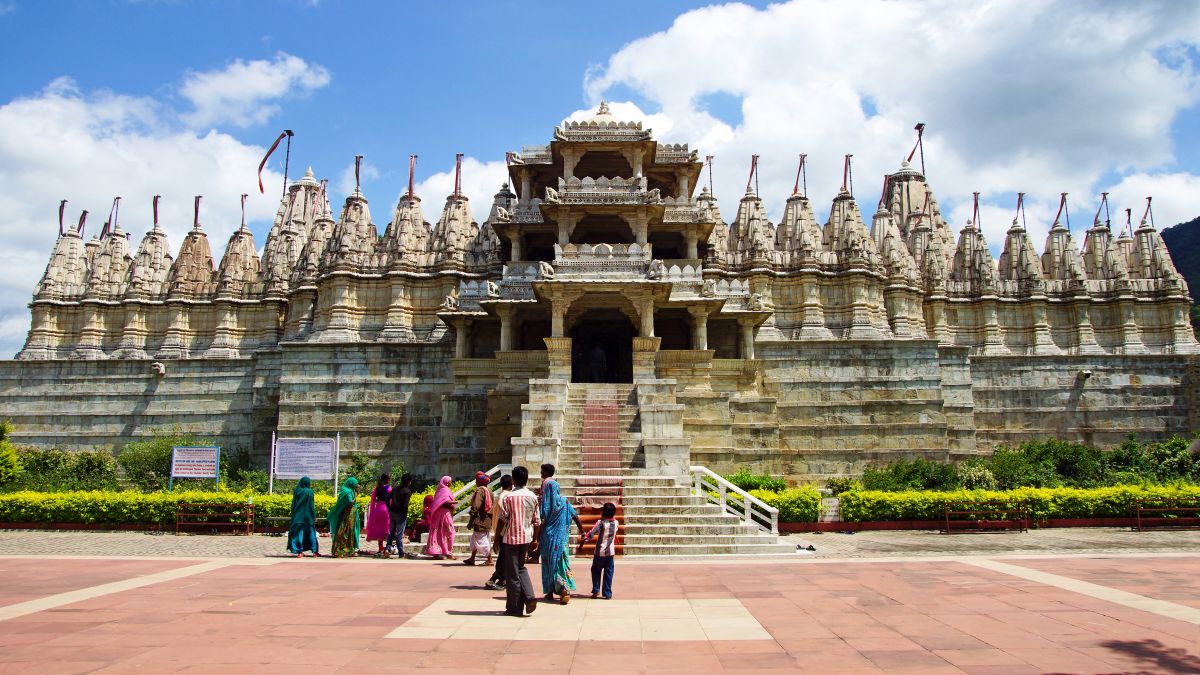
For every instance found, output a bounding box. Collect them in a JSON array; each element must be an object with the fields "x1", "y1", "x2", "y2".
[{"x1": 281, "y1": 130, "x2": 294, "y2": 198}]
